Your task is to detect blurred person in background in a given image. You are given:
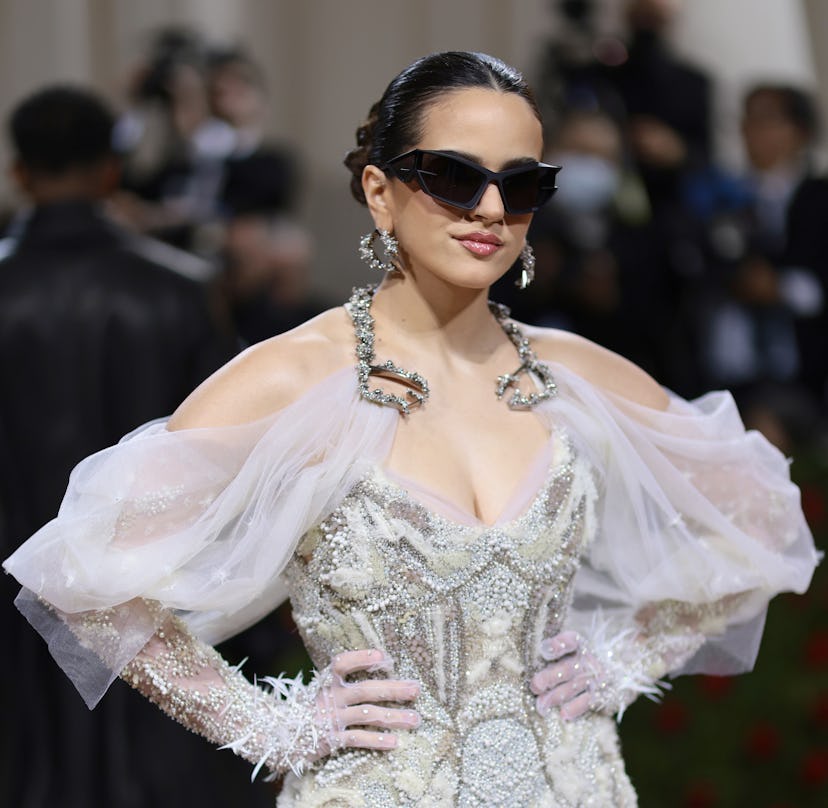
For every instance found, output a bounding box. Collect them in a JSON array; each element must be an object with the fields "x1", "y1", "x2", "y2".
[
  {"x1": 111, "y1": 27, "x2": 236, "y2": 251},
  {"x1": 534, "y1": 0, "x2": 712, "y2": 396},
  {"x1": 686, "y1": 84, "x2": 823, "y2": 451},
  {"x1": 0, "y1": 85, "x2": 269, "y2": 808},
  {"x1": 778, "y1": 113, "x2": 828, "y2": 425},
  {"x1": 606, "y1": 0, "x2": 711, "y2": 212},
  {"x1": 494, "y1": 108, "x2": 625, "y2": 335},
  {"x1": 221, "y1": 213, "x2": 324, "y2": 345},
  {"x1": 207, "y1": 46, "x2": 298, "y2": 217},
  {"x1": 495, "y1": 106, "x2": 693, "y2": 390},
  {"x1": 206, "y1": 47, "x2": 327, "y2": 344},
  {"x1": 541, "y1": 0, "x2": 711, "y2": 213},
  {"x1": 602, "y1": 0, "x2": 714, "y2": 398}
]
